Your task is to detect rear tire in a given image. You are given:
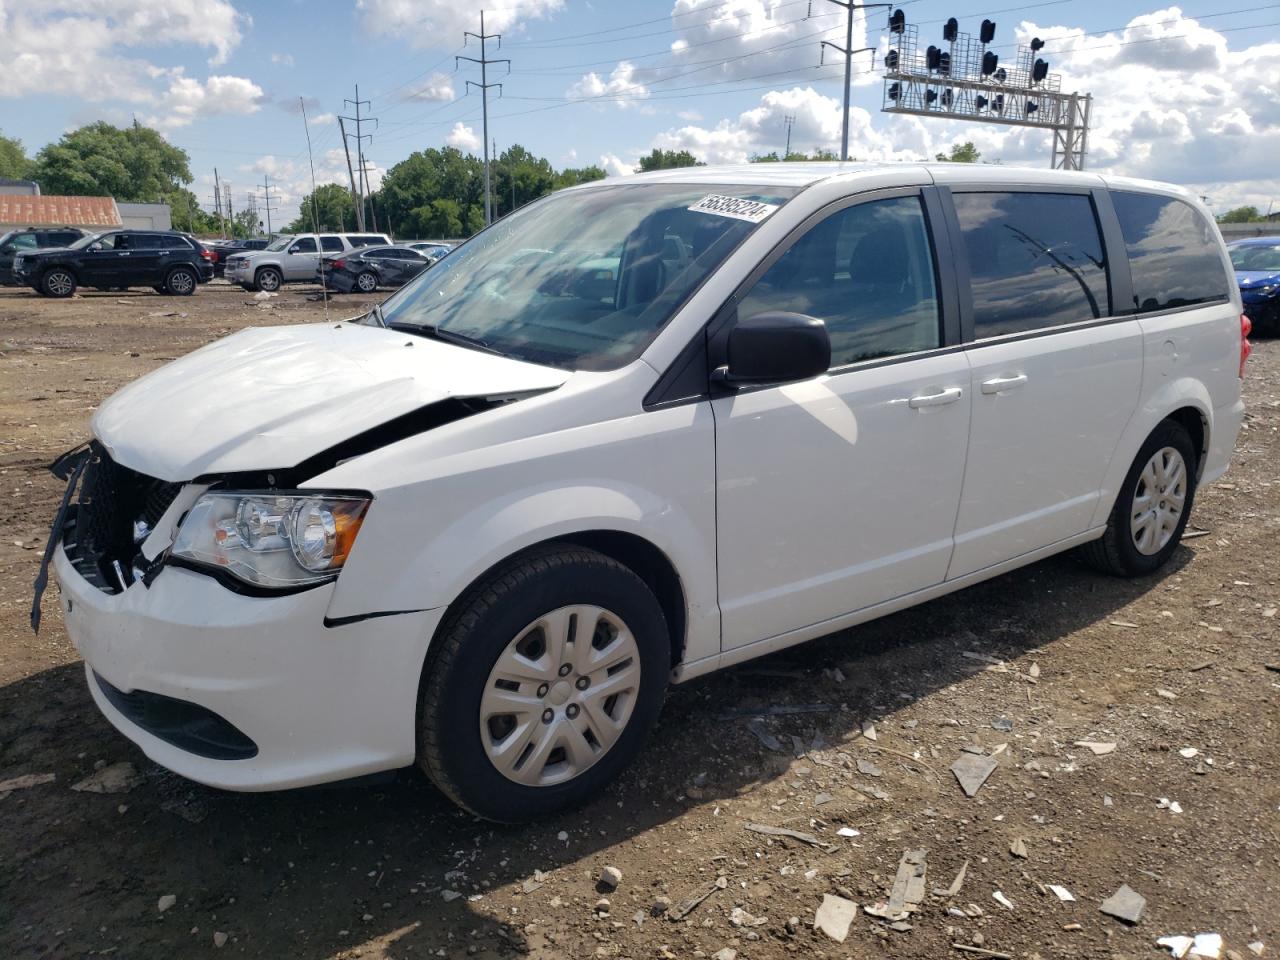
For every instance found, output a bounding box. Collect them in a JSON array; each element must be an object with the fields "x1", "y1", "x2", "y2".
[
  {"x1": 355, "y1": 271, "x2": 378, "y2": 293},
  {"x1": 1077, "y1": 419, "x2": 1198, "y2": 577},
  {"x1": 41, "y1": 269, "x2": 76, "y2": 298},
  {"x1": 418, "y1": 546, "x2": 669, "y2": 822},
  {"x1": 164, "y1": 267, "x2": 197, "y2": 296}
]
